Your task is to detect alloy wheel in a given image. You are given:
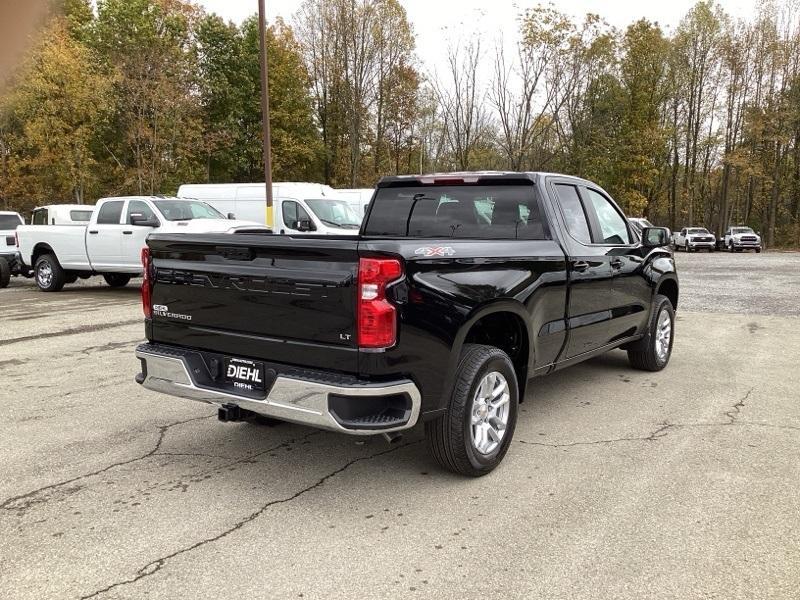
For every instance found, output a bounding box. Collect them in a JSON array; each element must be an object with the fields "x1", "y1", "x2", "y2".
[
  {"x1": 470, "y1": 371, "x2": 511, "y2": 455},
  {"x1": 654, "y1": 308, "x2": 672, "y2": 362}
]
